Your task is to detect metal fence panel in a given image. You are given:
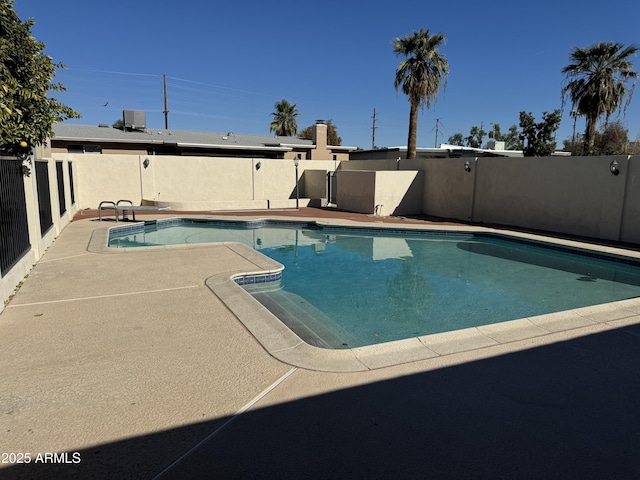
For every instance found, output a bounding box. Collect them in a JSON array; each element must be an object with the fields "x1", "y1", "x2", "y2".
[
  {"x1": 68, "y1": 162, "x2": 75, "y2": 205},
  {"x1": 56, "y1": 161, "x2": 66, "y2": 216},
  {"x1": 0, "y1": 159, "x2": 31, "y2": 275},
  {"x1": 35, "y1": 161, "x2": 53, "y2": 235}
]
